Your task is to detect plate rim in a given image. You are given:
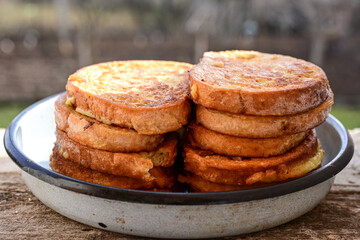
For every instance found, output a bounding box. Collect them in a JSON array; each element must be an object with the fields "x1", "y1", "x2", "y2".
[{"x1": 3, "y1": 93, "x2": 355, "y2": 205}]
